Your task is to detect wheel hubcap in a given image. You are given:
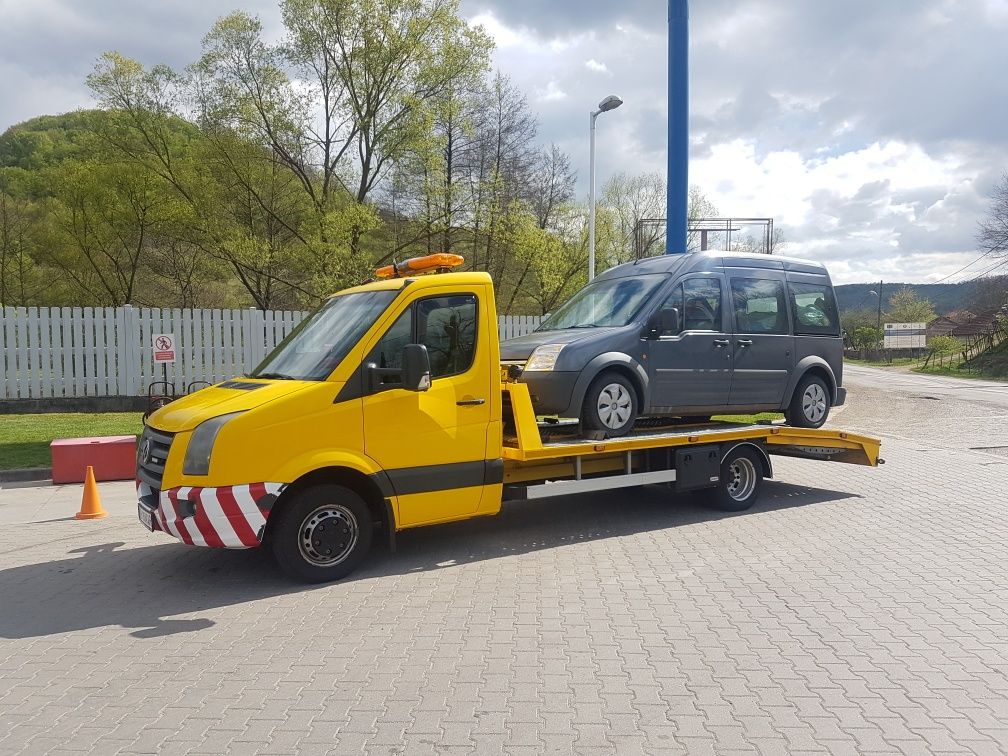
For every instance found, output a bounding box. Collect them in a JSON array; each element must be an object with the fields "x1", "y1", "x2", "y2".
[
  {"x1": 802, "y1": 384, "x2": 827, "y2": 423},
  {"x1": 298, "y1": 505, "x2": 358, "y2": 567},
  {"x1": 597, "y1": 383, "x2": 632, "y2": 429},
  {"x1": 726, "y1": 457, "x2": 757, "y2": 501}
]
